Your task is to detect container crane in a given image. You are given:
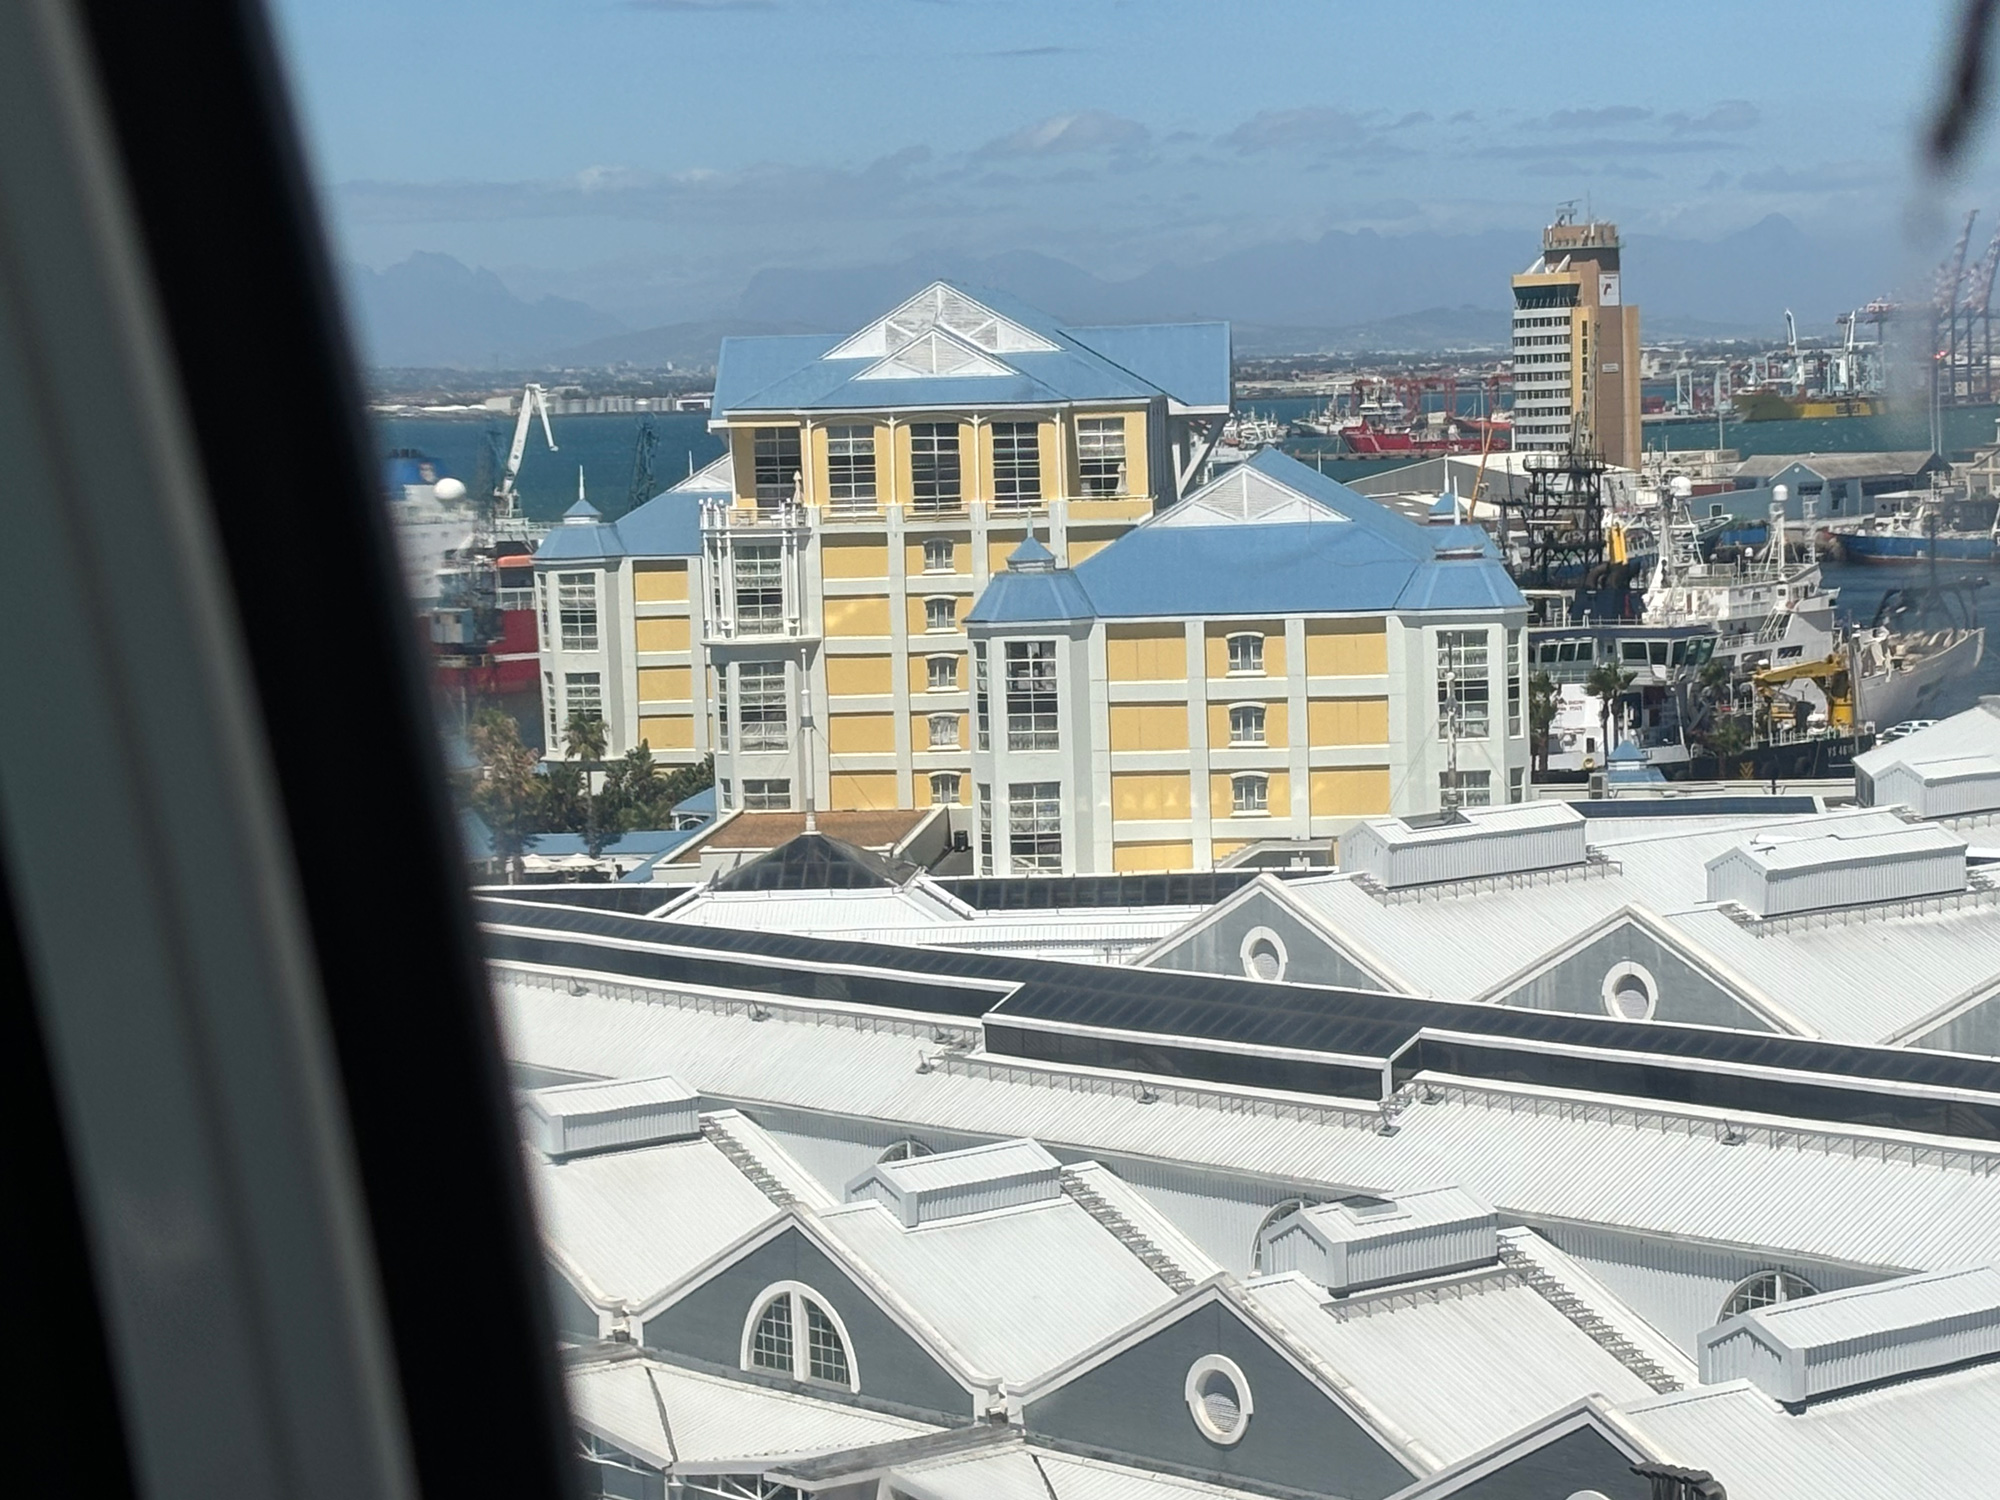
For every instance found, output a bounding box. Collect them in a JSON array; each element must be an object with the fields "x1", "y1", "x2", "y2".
[
  {"x1": 495, "y1": 382, "x2": 557, "y2": 522},
  {"x1": 1962, "y1": 225, "x2": 2000, "y2": 403}
]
